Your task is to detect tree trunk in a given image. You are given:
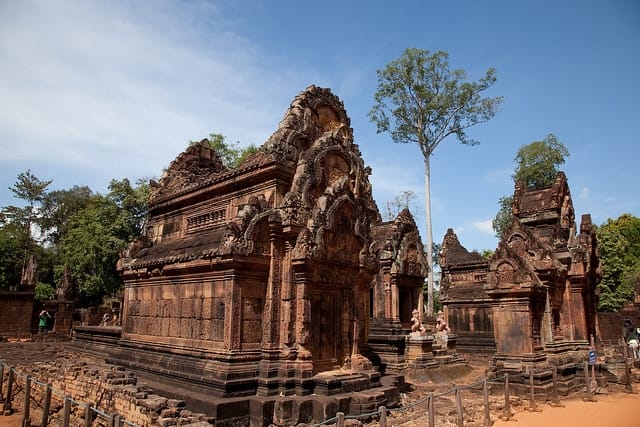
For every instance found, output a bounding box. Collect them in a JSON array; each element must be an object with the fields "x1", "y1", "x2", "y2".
[{"x1": 424, "y1": 156, "x2": 434, "y2": 317}]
